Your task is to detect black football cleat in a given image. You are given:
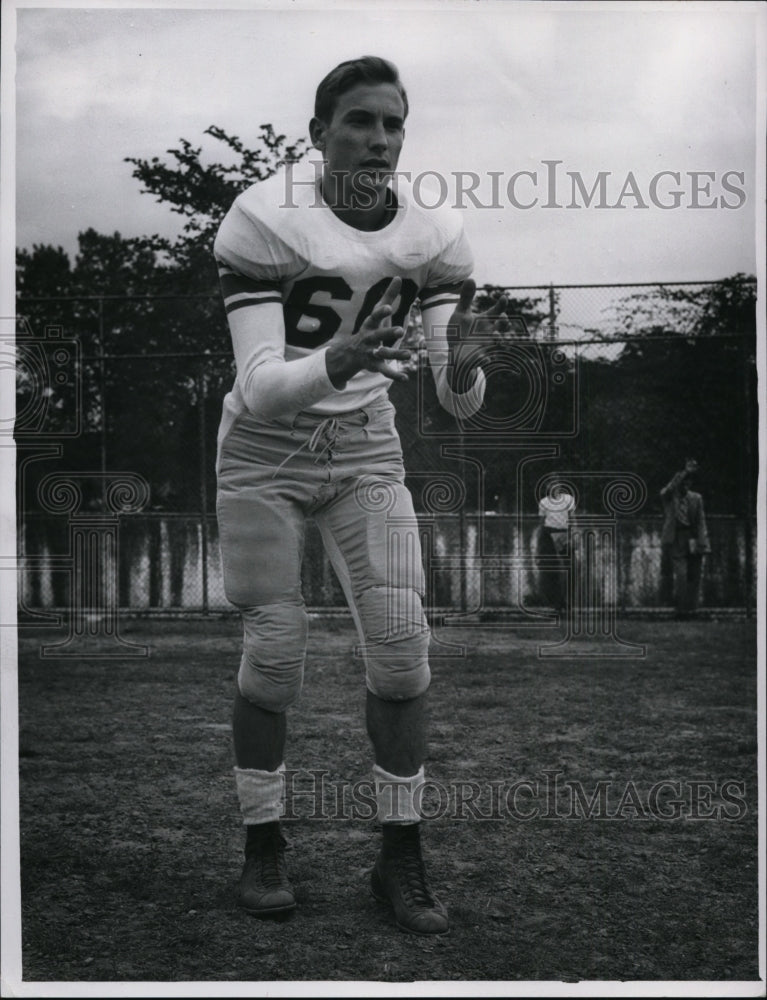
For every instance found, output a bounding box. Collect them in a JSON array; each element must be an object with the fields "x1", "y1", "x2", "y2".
[
  {"x1": 239, "y1": 821, "x2": 296, "y2": 917},
  {"x1": 370, "y1": 823, "x2": 449, "y2": 936}
]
